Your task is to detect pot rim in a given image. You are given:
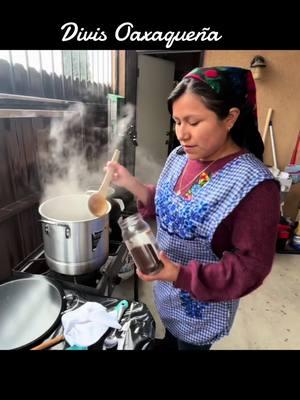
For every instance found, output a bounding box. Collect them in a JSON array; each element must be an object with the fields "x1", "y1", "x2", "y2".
[{"x1": 39, "y1": 194, "x2": 111, "y2": 223}]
